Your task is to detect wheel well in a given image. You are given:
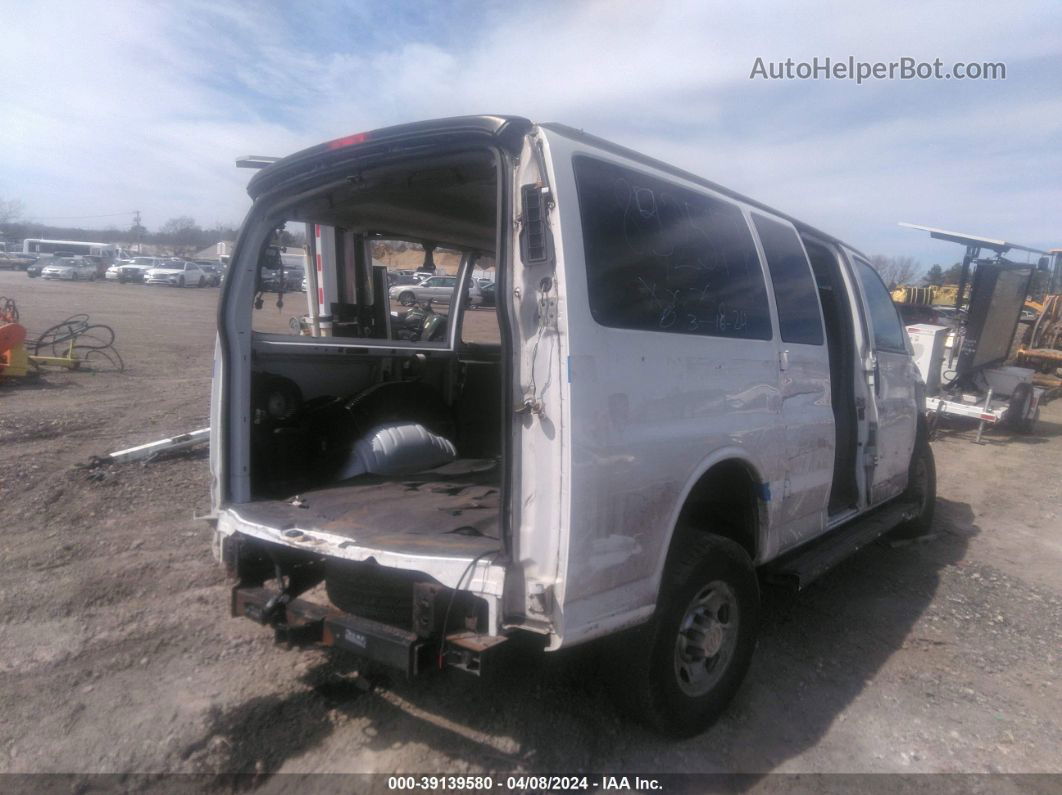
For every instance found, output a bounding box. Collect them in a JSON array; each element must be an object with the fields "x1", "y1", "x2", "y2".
[{"x1": 673, "y1": 460, "x2": 761, "y2": 562}]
